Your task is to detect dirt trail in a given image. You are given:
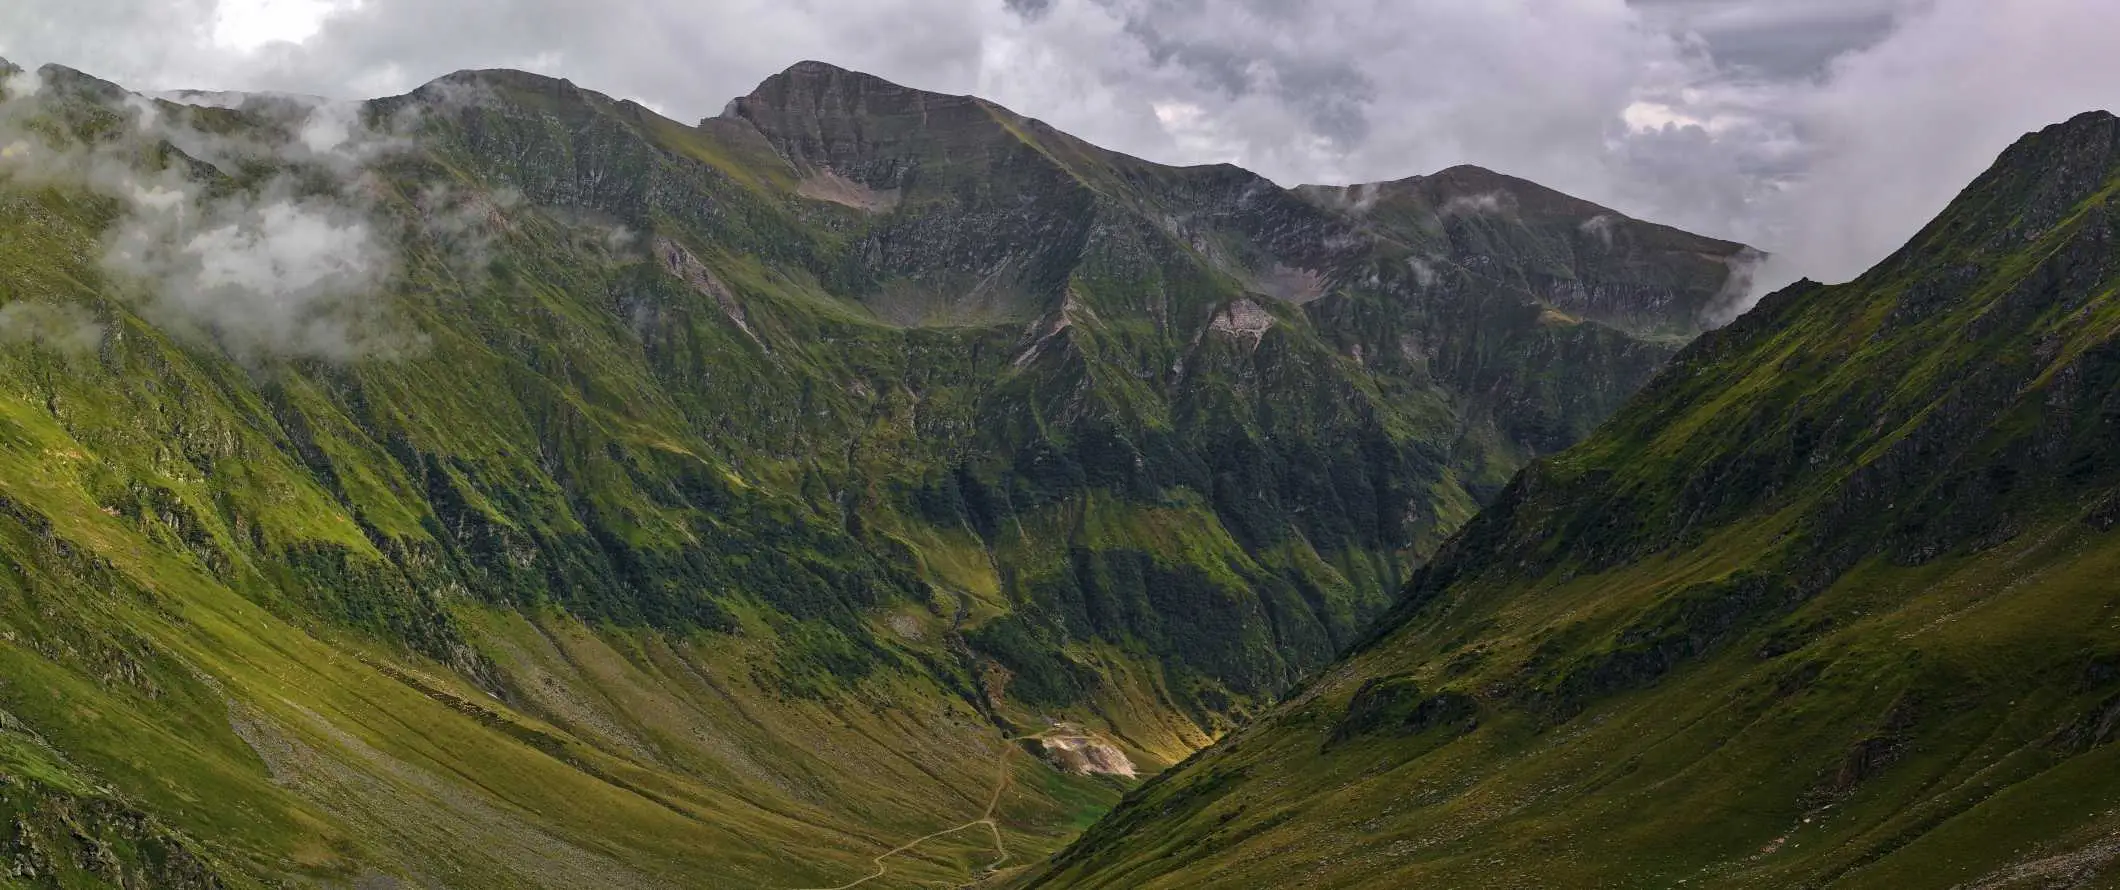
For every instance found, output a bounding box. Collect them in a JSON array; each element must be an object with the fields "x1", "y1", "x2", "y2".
[
  {"x1": 792, "y1": 729, "x2": 1051, "y2": 890},
  {"x1": 794, "y1": 565, "x2": 1075, "y2": 890}
]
